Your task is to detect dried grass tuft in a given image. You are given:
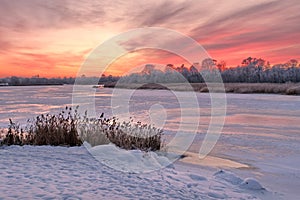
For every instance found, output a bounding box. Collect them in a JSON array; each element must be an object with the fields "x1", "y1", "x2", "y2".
[{"x1": 0, "y1": 107, "x2": 163, "y2": 151}]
